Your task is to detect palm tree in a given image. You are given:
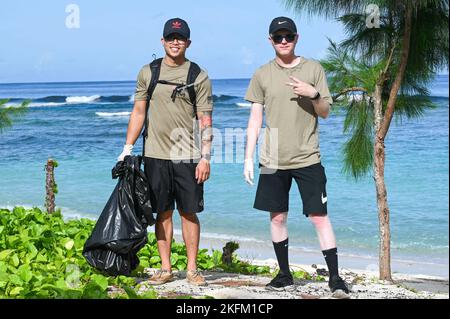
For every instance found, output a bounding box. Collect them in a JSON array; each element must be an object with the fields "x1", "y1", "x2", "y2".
[
  {"x1": 0, "y1": 99, "x2": 29, "y2": 133},
  {"x1": 284, "y1": 0, "x2": 449, "y2": 280}
]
